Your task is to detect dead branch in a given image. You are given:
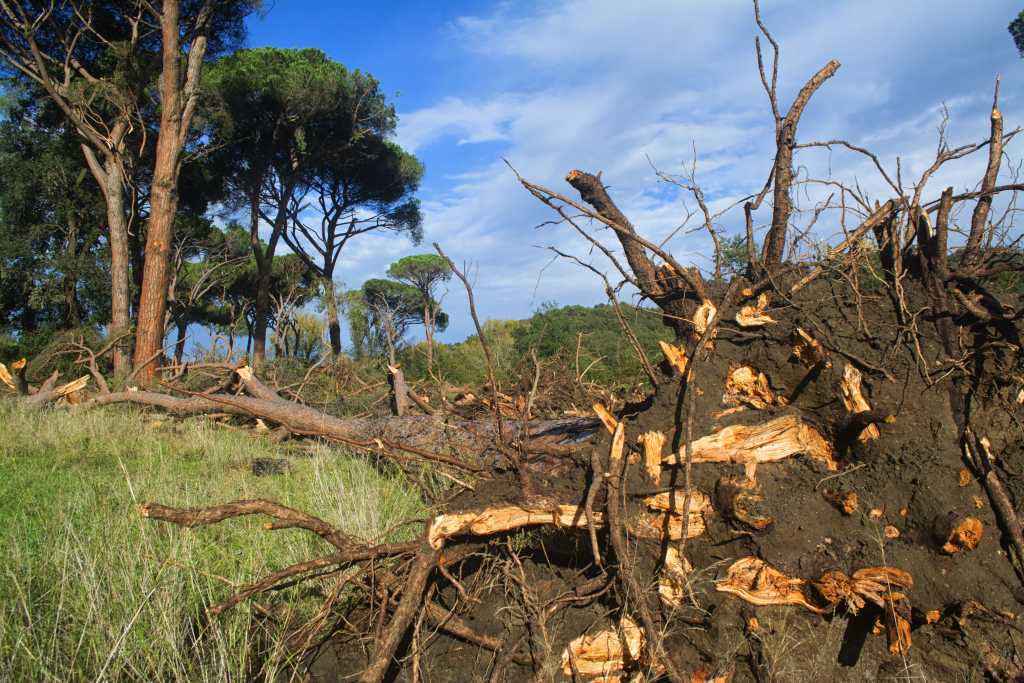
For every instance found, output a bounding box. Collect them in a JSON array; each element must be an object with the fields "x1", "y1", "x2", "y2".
[
  {"x1": 753, "y1": 0, "x2": 841, "y2": 267},
  {"x1": 360, "y1": 539, "x2": 439, "y2": 683},
  {"x1": 962, "y1": 79, "x2": 1003, "y2": 268}
]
